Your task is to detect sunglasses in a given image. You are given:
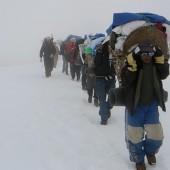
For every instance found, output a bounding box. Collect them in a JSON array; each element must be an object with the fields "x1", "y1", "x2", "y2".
[{"x1": 140, "y1": 52, "x2": 155, "y2": 57}]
